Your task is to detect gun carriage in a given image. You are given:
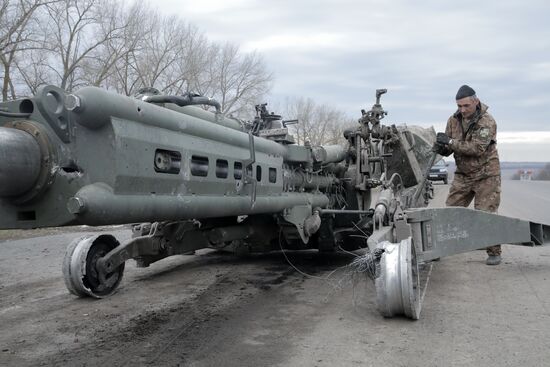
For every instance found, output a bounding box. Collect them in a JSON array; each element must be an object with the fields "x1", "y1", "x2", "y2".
[{"x1": 1, "y1": 86, "x2": 548, "y2": 319}]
